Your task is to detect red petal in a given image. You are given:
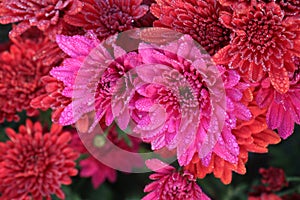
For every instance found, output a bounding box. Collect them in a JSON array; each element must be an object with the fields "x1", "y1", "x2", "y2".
[
  {"x1": 219, "y1": 11, "x2": 233, "y2": 29},
  {"x1": 248, "y1": 62, "x2": 264, "y2": 82},
  {"x1": 213, "y1": 46, "x2": 232, "y2": 65}
]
